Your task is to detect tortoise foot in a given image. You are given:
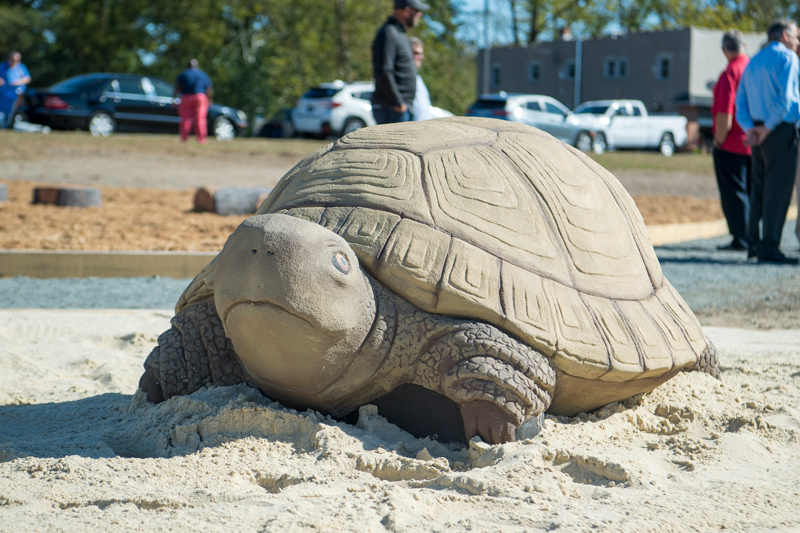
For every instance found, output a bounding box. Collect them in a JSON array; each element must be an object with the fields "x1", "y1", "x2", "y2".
[{"x1": 460, "y1": 400, "x2": 517, "y2": 444}]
